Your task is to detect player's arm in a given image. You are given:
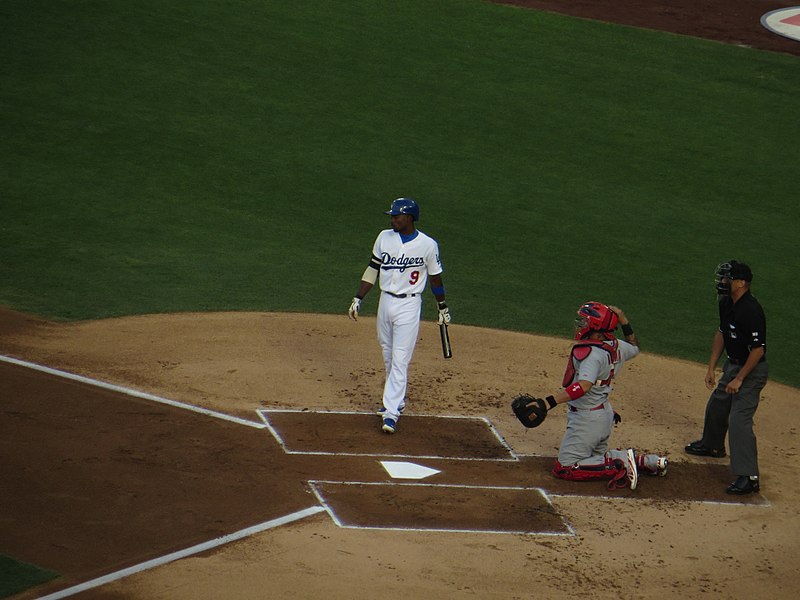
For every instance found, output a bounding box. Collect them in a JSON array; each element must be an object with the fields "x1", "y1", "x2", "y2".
[
  {"x1": 429, "y1": 273, "x2": 445, "y2": 303},
  {"x1": 348, "y1": 254, "x2": 381, "y2": 321},
  {"x1": 425, "y1": 241, "x2": 450, "y2": 323},
  {"x1": 517, "y1": 379, "x2": 592, "y2": 424},
  {"x1": 608, "y1": 305, "x2": 638, "y2": 347},
  {"x1": 356, "y1": 255, "x2": 380, "y2": 296},
  {"x1": 550, "y1": 381, "x2": 593, "y2": 405},
  {"x1": 705, "y1": 330, "x2": 725, "y2": 389},
  {"x1": 725, "y1": 346, "x2": 764, "y2": 393},
  {"x1": 429, "y1": 273, "x2": 450, "y2": 325}
]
